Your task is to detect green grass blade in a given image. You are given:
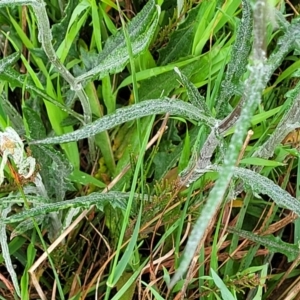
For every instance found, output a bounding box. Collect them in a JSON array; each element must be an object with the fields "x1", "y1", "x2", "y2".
[
  {"x1": 210, "y1": 269, "x2": 236, "y2": 300},
  {"x1": 108, "y1": 207, "x2": 142, "y2": 287}
]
